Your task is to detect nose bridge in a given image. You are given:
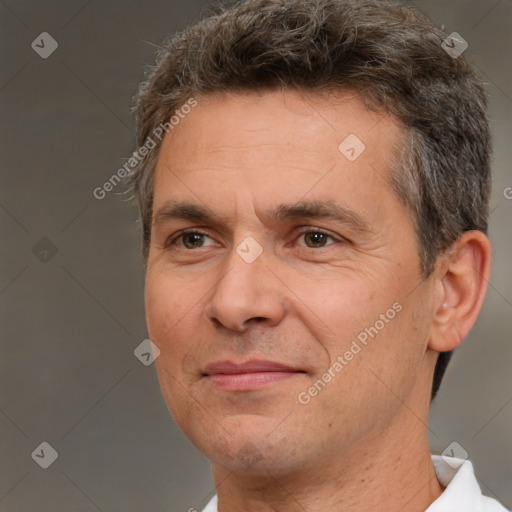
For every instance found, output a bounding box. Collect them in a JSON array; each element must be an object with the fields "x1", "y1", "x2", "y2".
[{"x1": 205, "y1": 239, "x2": 285, "y2": 331}]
